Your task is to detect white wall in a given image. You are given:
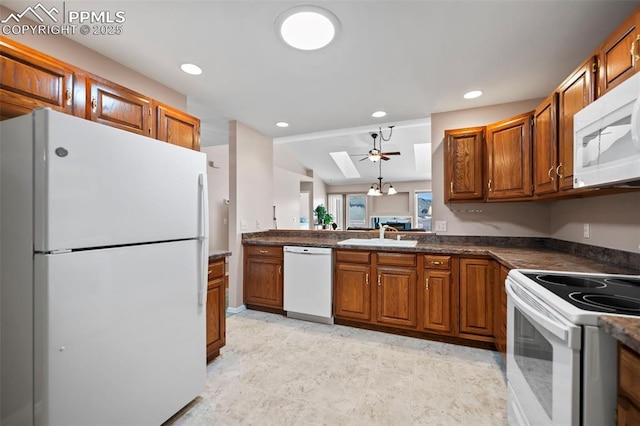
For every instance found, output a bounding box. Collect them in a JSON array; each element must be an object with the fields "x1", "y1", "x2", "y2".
[
  {"x1": 228, "y1": 121, "x2": 273, "y2": 308},
  {"x1": 549, "y1": 192, "x2": 640, "y2": 253},
  {"x1": 431, "y1": 99, "x2": 550, "y2": 237},
  {"x1": 273, "y1": 167, "x2": 312, "y2": 230},
  {"x1": 200, "y1": 145, "x2": 229, "y2": 251}
]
